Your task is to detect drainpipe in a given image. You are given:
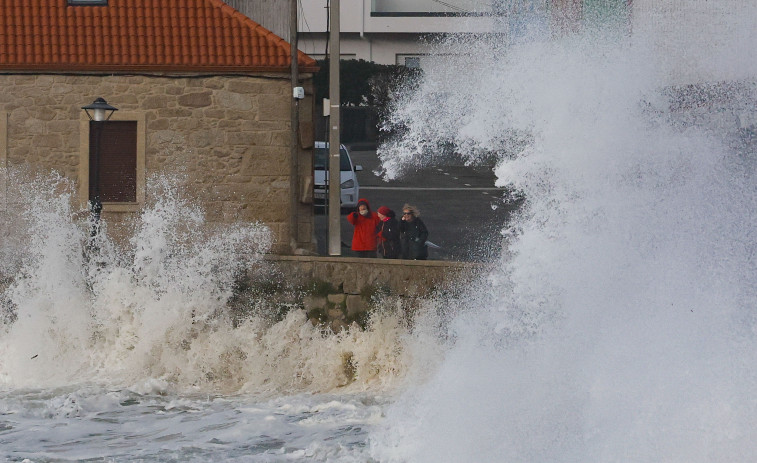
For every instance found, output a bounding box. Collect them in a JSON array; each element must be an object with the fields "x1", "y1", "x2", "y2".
[
  {"x1": 360, "y1": 0, "x2": 372, "y2": 61},
  {"x1": 361, "y1": 0, "x2": 365, "y2": 38}
]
